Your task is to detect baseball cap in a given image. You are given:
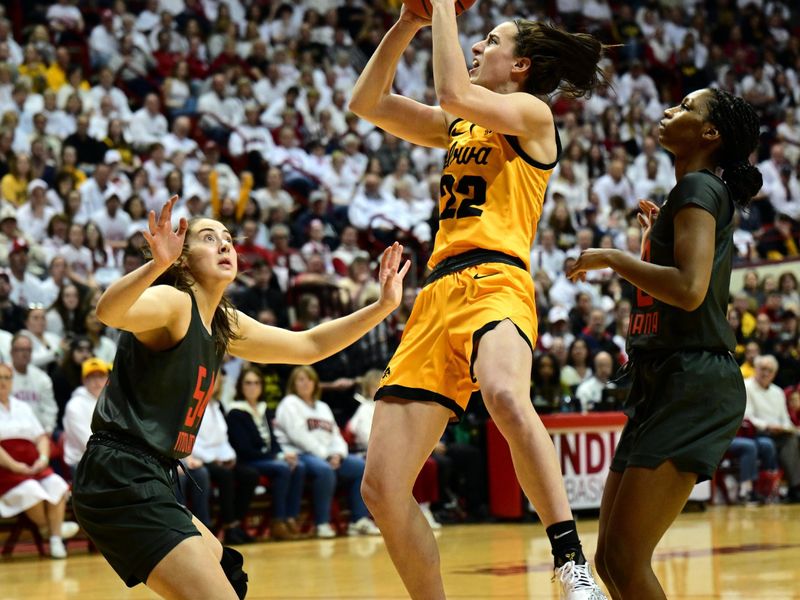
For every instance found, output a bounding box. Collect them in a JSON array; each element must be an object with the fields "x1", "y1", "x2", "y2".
[
  {"x1": 10, "y1": 238, "x2": 29, "y2": 254},
  {"x1": 27, "y1": 179, "x2": 48, "y2": 194},
  {"x1": 548, "y1": 306, "x2": 569, "y2": 323},
  {"x1": 104, "y1": 149, "x2": 122, "y2": 164},
  {"x1": 0, "y1": 205, "x2": 17, "y2": 223},
  {"x1": 82, "y1": 357, "x2": 111, "y2": 379}
]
